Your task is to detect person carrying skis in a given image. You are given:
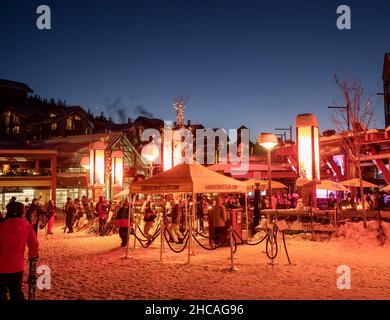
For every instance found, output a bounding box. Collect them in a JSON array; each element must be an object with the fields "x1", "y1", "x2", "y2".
[
  {"x1": 25, "y1": 198, "x2": 41, "y2": 235},
  {"x1": 168, "y1": 198, "x2": 184, "y2": 243},
  {"x1": 64, "y1": 197, "x2": 75, "y2": 233},
  {"x1": 95, "y1": 196, "x2": 109, "y2": 236},
  {"x1": 0, "y1": 201, "x2": 39, "y2": 300},
  {"x1": 115, "y1": 200, "x2": 132, "y2": 247},
  {"x1": 45, "y1": 200, "x2": 57, "y2": 235},
  {"x1": 141, "y1": 195, "x2": 157, "y2": 242}
]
